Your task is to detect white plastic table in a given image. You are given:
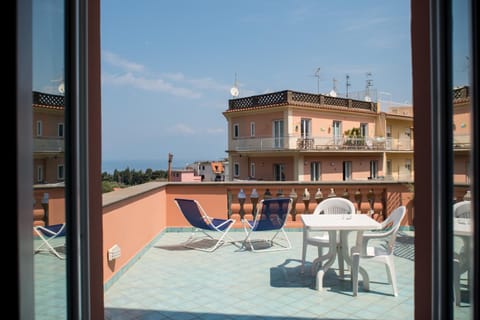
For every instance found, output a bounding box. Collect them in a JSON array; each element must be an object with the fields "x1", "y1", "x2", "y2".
[{"x1": 300, "y1": 214, "x2": 382, "y2": 294}]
